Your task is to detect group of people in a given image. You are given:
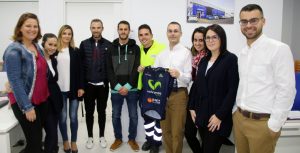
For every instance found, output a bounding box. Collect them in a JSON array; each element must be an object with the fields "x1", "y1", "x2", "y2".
[{"x1": 2, "y1": 3, "x2": 296, "y2": 153}]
